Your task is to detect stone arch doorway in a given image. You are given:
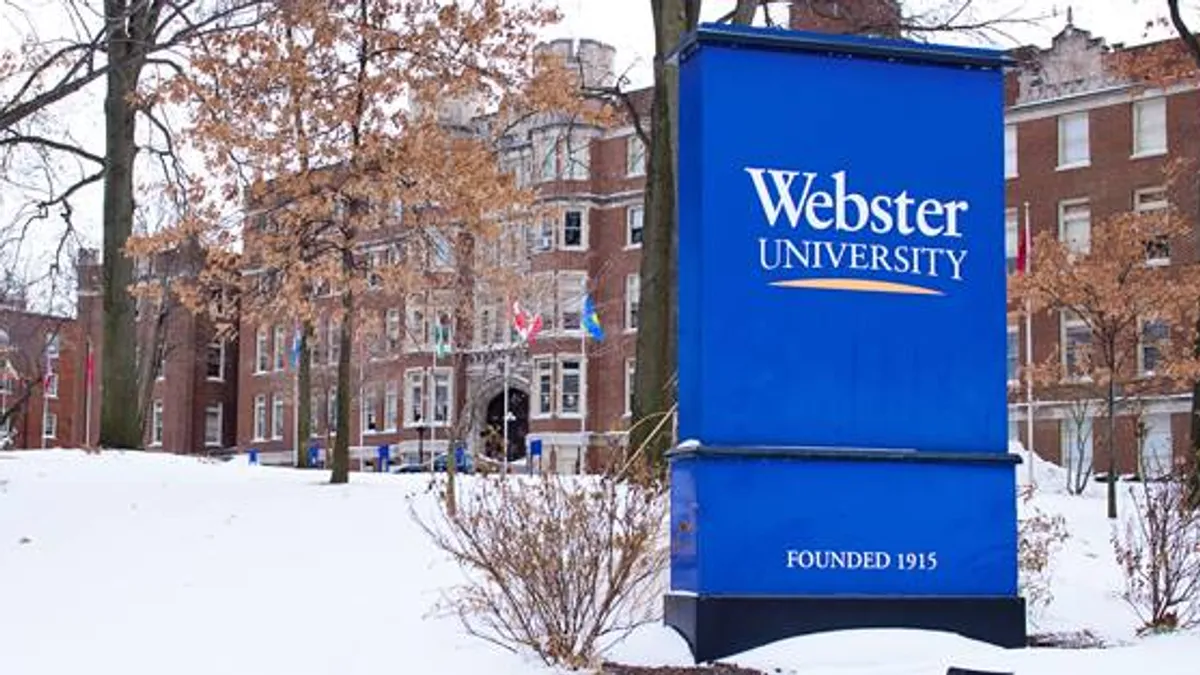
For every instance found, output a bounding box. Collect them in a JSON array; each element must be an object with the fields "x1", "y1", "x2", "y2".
[{"x1": 483, "y1": 388, "x2": 529, "y2": 462}]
